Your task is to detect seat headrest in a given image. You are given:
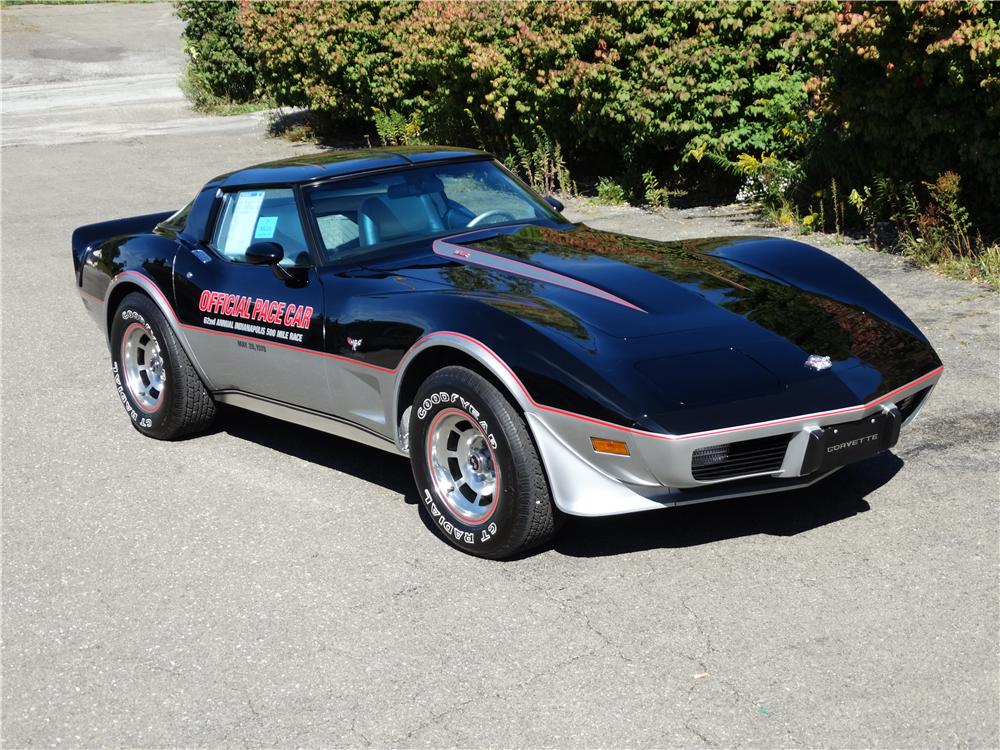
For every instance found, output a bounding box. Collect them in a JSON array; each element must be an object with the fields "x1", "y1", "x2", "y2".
[{"x1": 357, "y1": 193, "x2": 443, "y2": 246}]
